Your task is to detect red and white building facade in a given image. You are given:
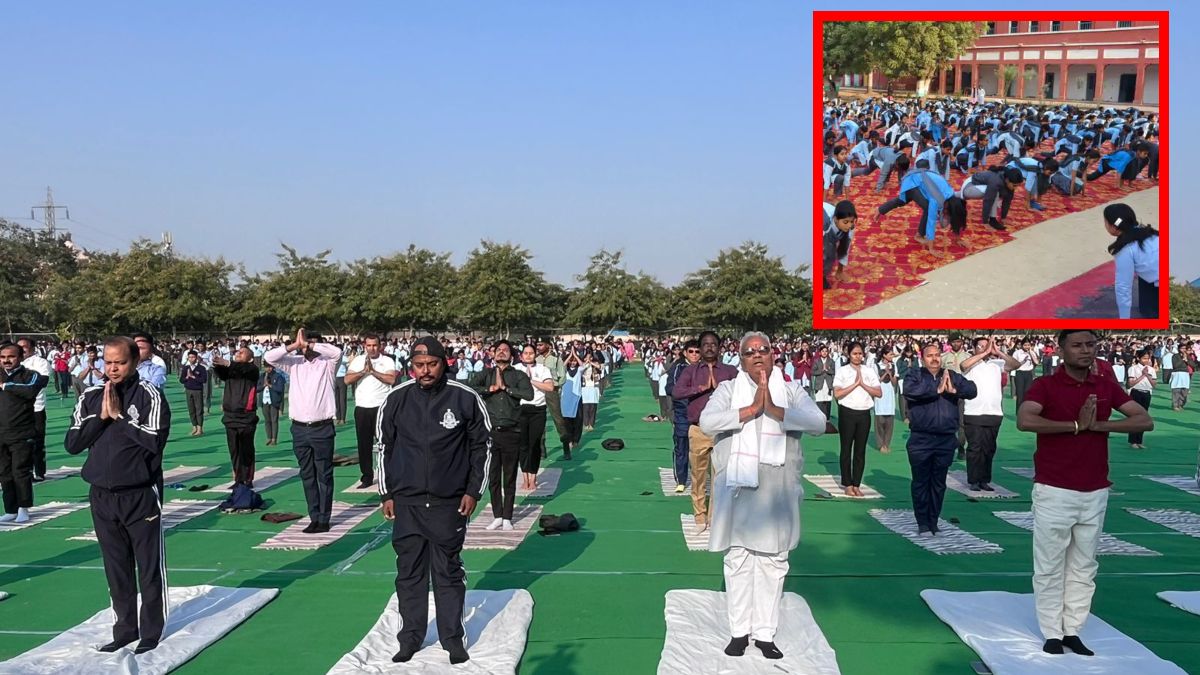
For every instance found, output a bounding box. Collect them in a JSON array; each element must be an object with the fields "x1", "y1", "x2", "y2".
[{"x1": 843, "y1": 20, "x2": 1160, "y2": 107}]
